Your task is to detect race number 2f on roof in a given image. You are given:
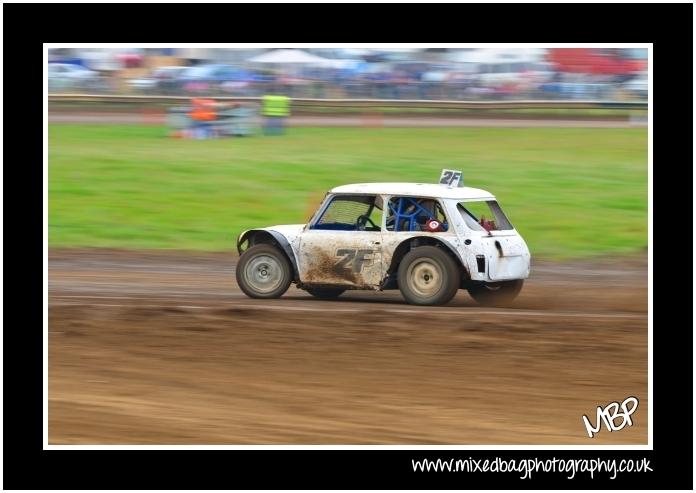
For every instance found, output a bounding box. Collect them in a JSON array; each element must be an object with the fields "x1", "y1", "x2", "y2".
[{"x1": 439, "y1": 169, "x2": 463, "y2": 187}]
